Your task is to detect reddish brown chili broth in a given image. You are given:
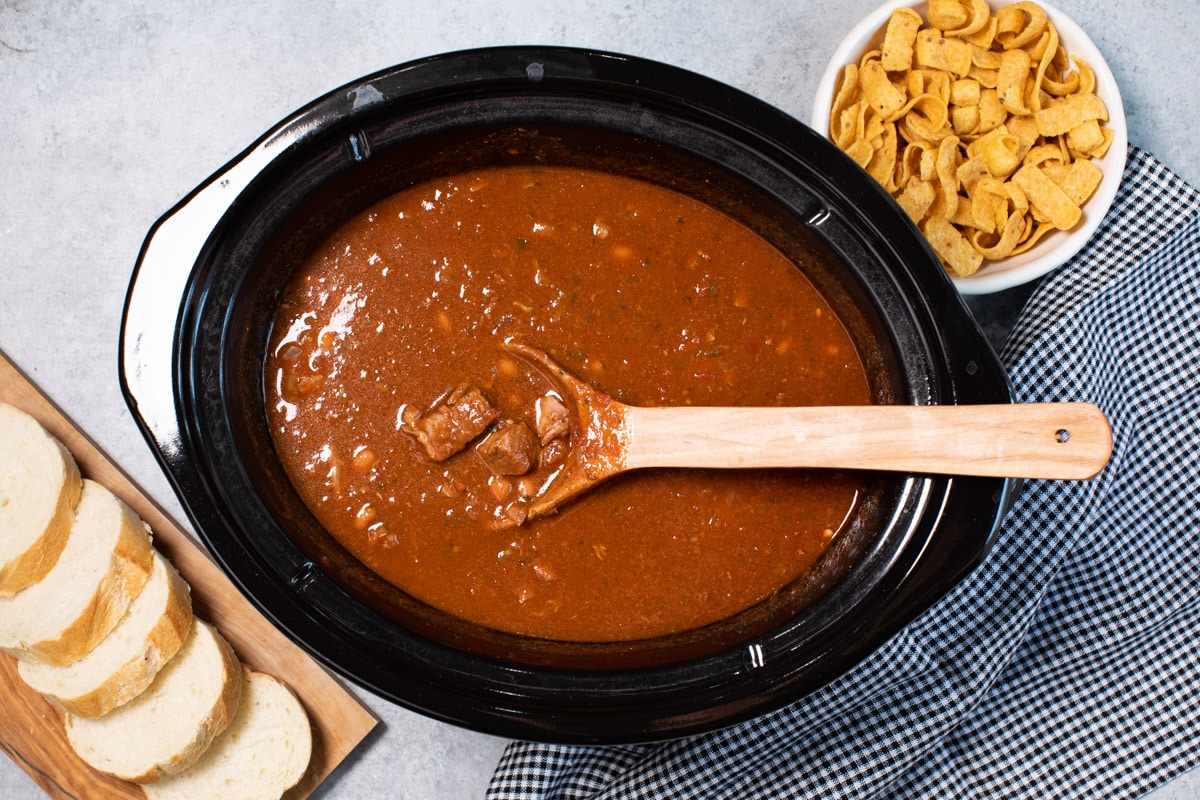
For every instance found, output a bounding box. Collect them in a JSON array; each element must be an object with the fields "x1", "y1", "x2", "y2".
[{"x1": 266, "y1": 164, "x2": 872, "y2": 641}]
